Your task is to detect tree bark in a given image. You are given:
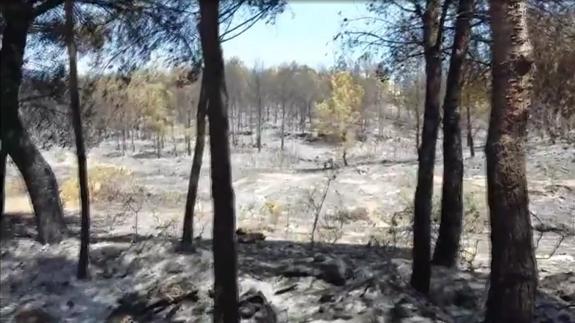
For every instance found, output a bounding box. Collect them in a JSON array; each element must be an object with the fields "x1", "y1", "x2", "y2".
[
  {"x1": 198, "y1": 0, "x2": 239, "y2": 321},
  {"x1": 121, "y1": 129, "x2": 127, "y2": 154},
  {"x1": 485, "y1": 1, "x2": 537, "y2": 321},
  {"x1": 186, "y1": 110, "x2": 192, "y2": 156},
  {"x1": 433, "y1": 0, "x2": 474, "y2": 268},
  {"x1": 0, "y1": 150, "x2": 6, "y2": 220},
  {"x1": 466, "y1": 102, "x2": 475, "y2": 157},
  {"x1": 0, "y1": 3, "x2": 67, "y2": 244},
  {"x1": 255, "y1": 73, "x2": 263, "y2": 152},
  {"x1": 256, "y1": 100, "x2": 263, "y2": 152},
  {"x1": 65, "y1": 0, "x2": 91, "y2": 279},
  {"x1": 280, "y1": 102, "x2": 286, "y2": 150},
  {"x1": 156, "y1": 134, "x2": 161, "y2": 158},
  {"x1": 181, "y1": 73, "x2": 208, "y2": 249},
  {"x1": 415, "y1": 78, "x2": 422, "y2": 152},
  {"x1": 411, "y1": 0, "x2": 445, "y2": 294},
  {"x1": 230, "y1": 103, "x2": 237, "y2": 146}
]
